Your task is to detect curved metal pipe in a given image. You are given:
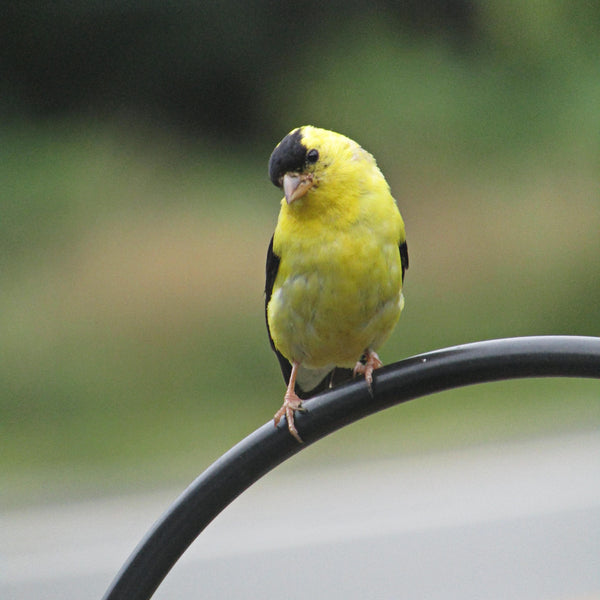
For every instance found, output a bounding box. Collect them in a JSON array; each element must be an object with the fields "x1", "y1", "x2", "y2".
[{"x1": 102, "y1": 335, "x2": 600, "y2": 600}]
